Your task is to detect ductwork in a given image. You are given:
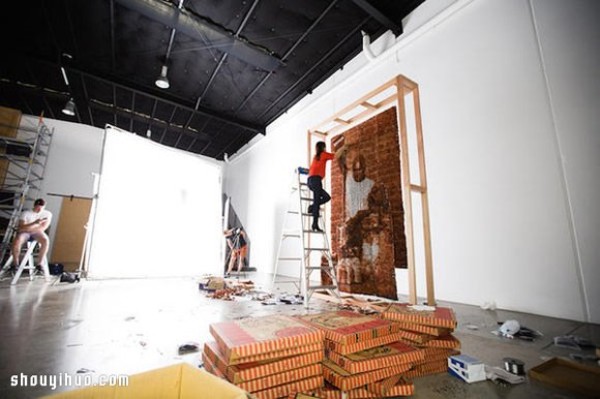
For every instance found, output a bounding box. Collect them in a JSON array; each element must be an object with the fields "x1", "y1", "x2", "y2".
[{"x1": 115, "y1": 0, "x2": 284, "y2": 71}]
